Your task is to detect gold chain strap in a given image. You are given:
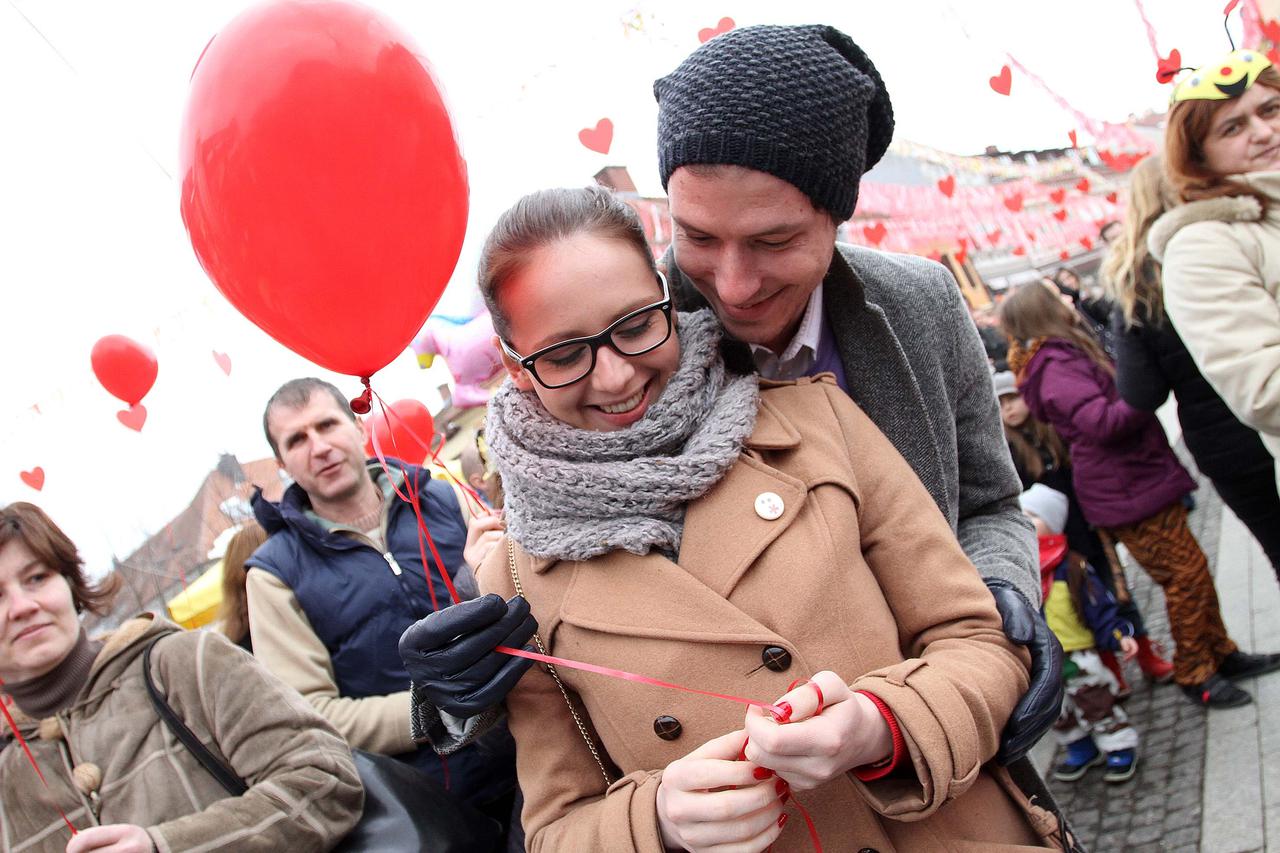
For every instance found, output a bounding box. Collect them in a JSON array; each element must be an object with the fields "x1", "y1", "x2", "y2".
[{"x1": 507, "y1": 538, "x2": 613, "y2": 788}]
